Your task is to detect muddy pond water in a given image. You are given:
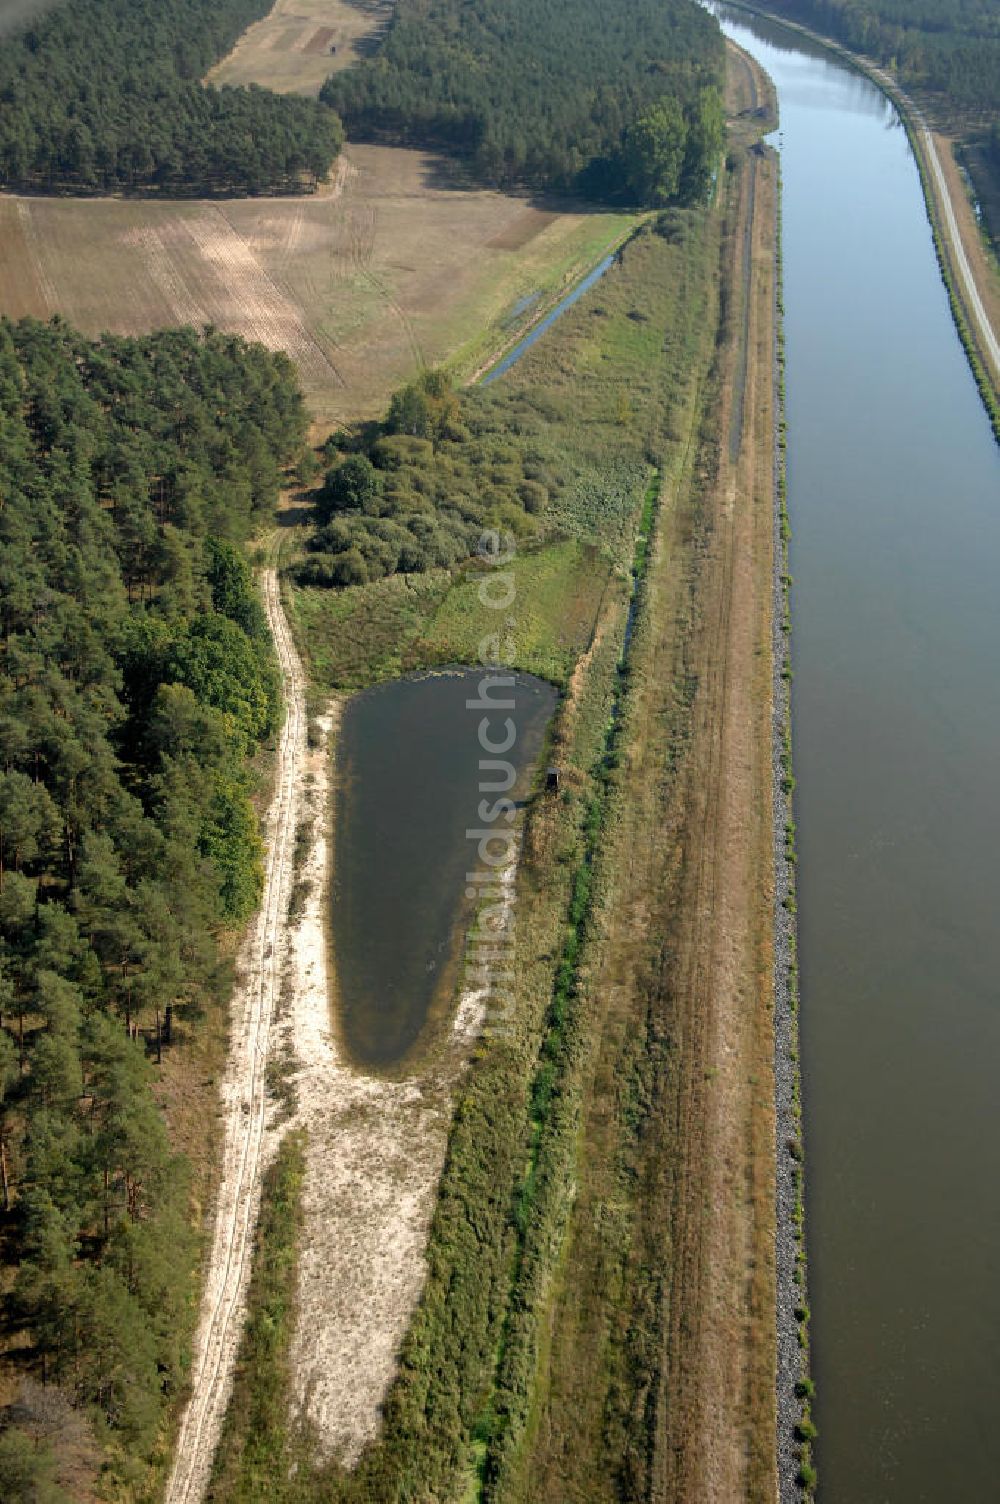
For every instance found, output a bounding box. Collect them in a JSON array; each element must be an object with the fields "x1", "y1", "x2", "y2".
[{"x1": 331, "y1": 668, "x2": 556, "y2": 1068}]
